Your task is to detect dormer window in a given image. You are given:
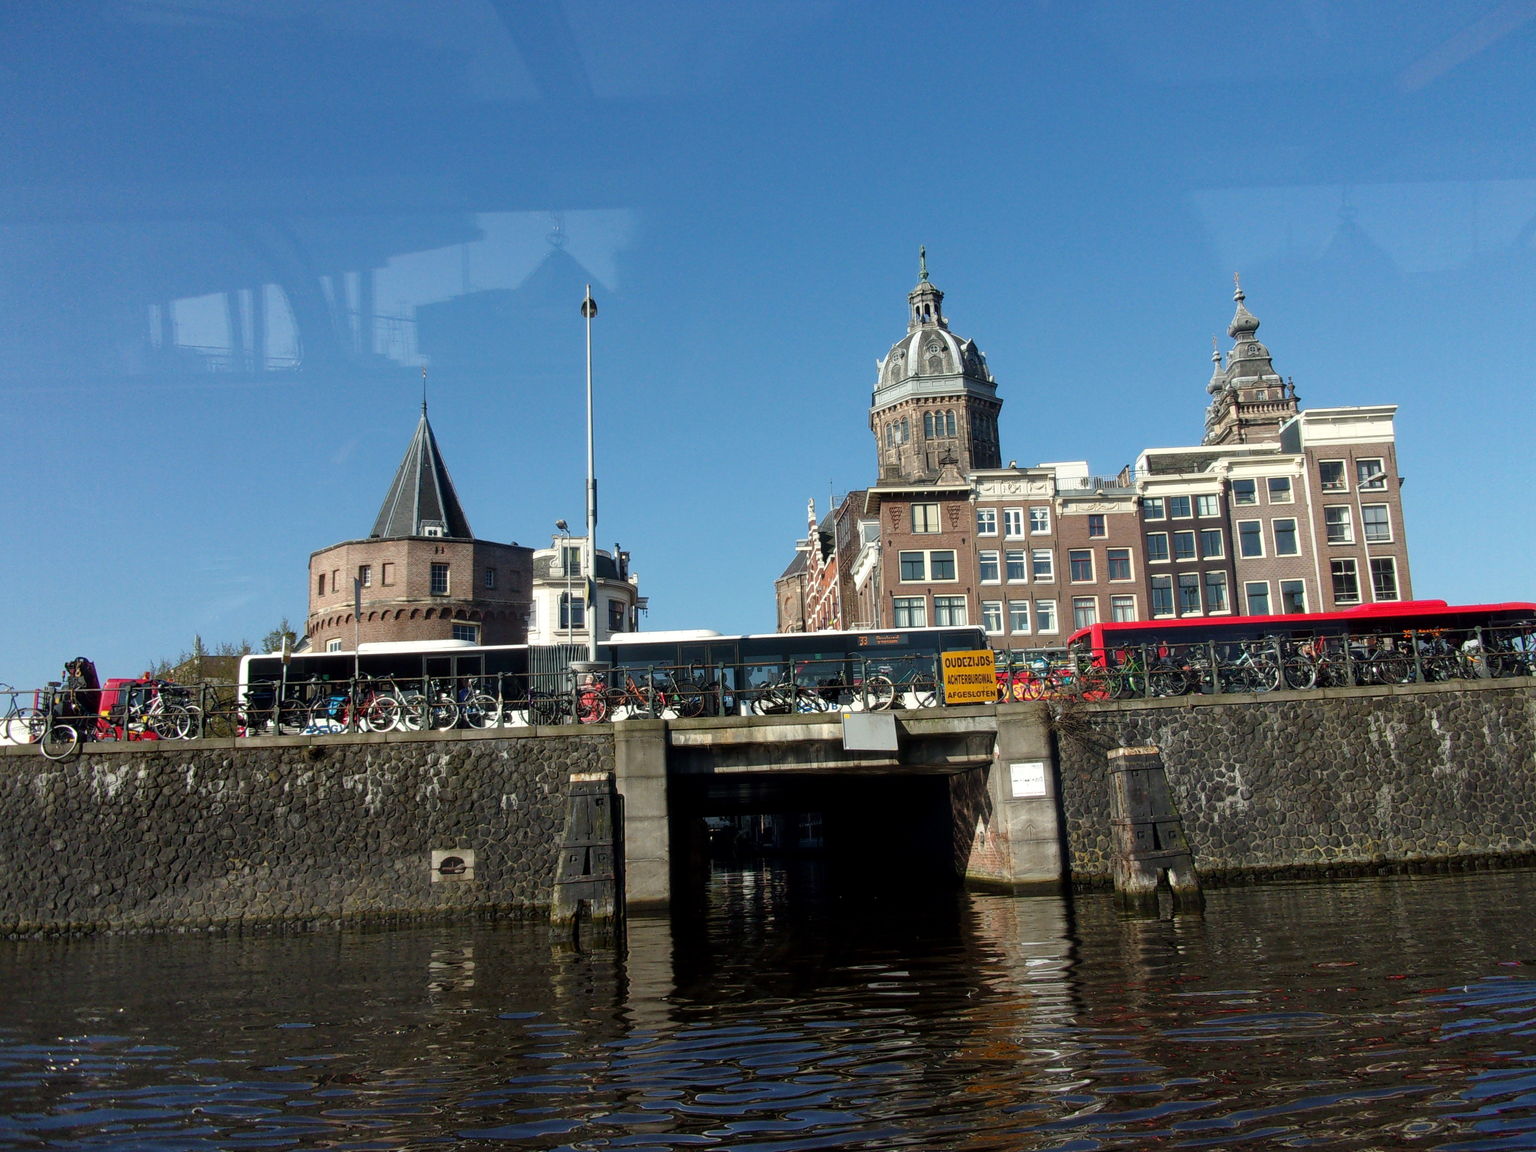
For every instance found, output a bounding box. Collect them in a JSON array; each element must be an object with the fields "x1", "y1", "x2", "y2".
[{"x1": 422, "y1": 521, "x2": 444, "y2": 538}]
